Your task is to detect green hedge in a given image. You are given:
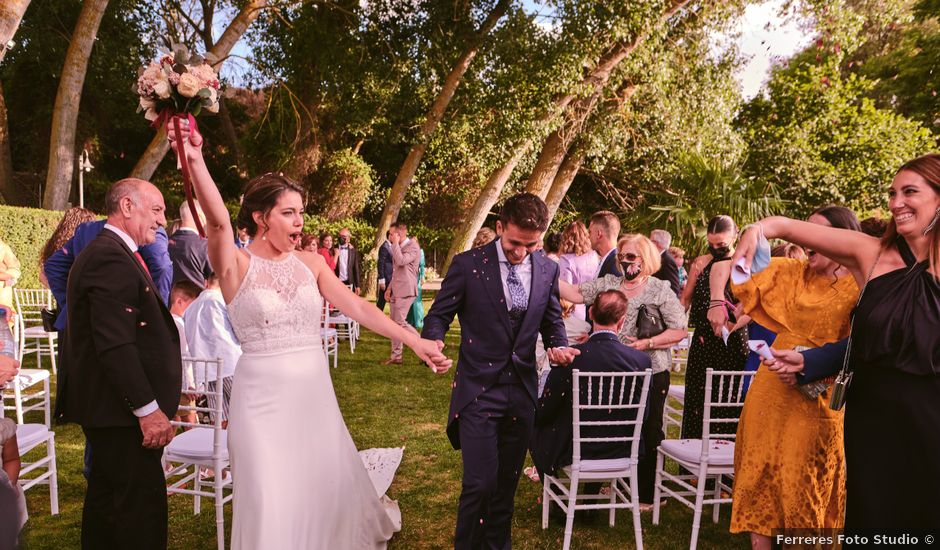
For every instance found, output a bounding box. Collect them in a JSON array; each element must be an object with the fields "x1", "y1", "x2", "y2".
[{"x1": 0, "y1": 205, "x2": 66, "y2": 290}]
